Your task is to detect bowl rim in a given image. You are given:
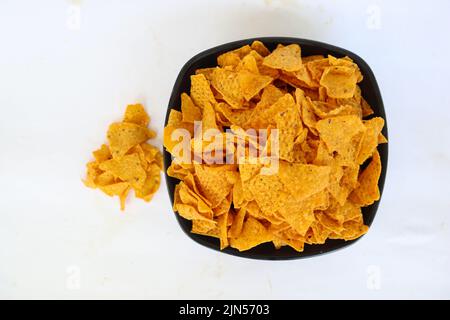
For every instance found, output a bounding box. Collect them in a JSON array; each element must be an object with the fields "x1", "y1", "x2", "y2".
[{"x1": 164, "y1": 37, "x2": 388, "y2": 260}]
